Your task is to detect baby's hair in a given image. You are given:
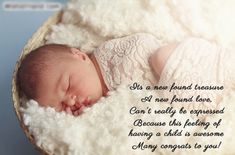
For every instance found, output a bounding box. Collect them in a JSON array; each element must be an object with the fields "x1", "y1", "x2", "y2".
[{"x1": 18, "y1": 44, "x2": 70, "y2": 99}]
